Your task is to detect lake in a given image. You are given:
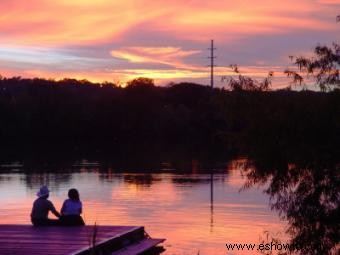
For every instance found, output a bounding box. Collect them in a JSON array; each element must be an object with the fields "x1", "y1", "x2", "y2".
[{"x1": 0, "y1": 159, "x2": 287, "y2": 255}]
